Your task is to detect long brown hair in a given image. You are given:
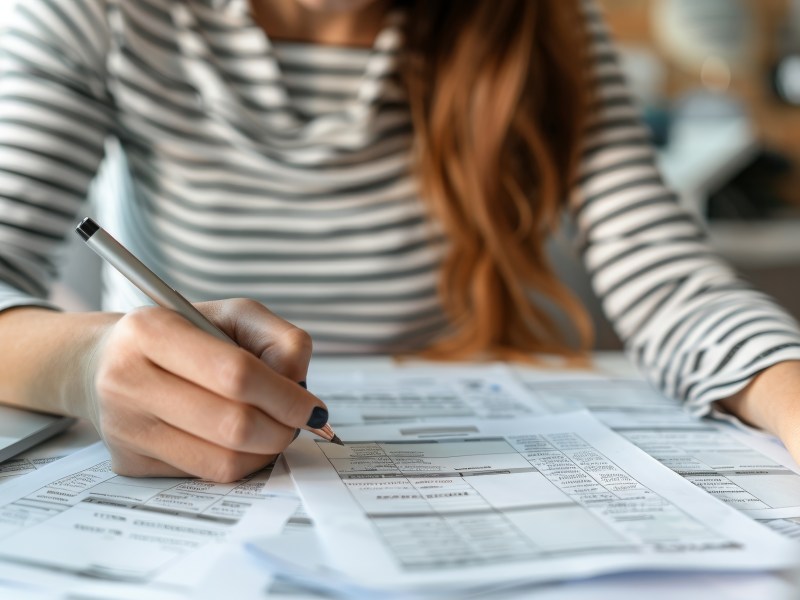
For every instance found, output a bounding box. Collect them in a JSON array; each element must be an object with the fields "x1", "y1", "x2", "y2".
[{"x1": 401, "y1": 0, "x2": 593, "y2": 360}]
